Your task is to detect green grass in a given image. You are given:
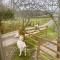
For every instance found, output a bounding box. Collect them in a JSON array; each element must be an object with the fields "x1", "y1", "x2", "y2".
[
  {"x1": 1, "y1": 17, "x2": 50, "y2": 34},
  {"x1": 12, "y1": 28, "x2": 56, "y2": 60},
  {"x1": 11, "y1": 37, "x2": 36, "y2": 60},
  {"x1": 12, "y1": 49, "x2": 30, "y2": 60},
  {"x1": 2, "y1": 17, "x2": 57, "y2": 60},
  {"x1": 11, "y1": 27, "x2": 57, "y2": 60},
  {"x1": 30, "y1": 18, "x2": 51, "y2": 26},
  {"x1": 33, "y1": 27, "x2": 57, "y2": 41},
  {"x1": 12, "y1": 48, "x2": 36, "y2": 60},
  {"x1": 47, "y1": 28, "x2": 57, "y2": 40}
]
